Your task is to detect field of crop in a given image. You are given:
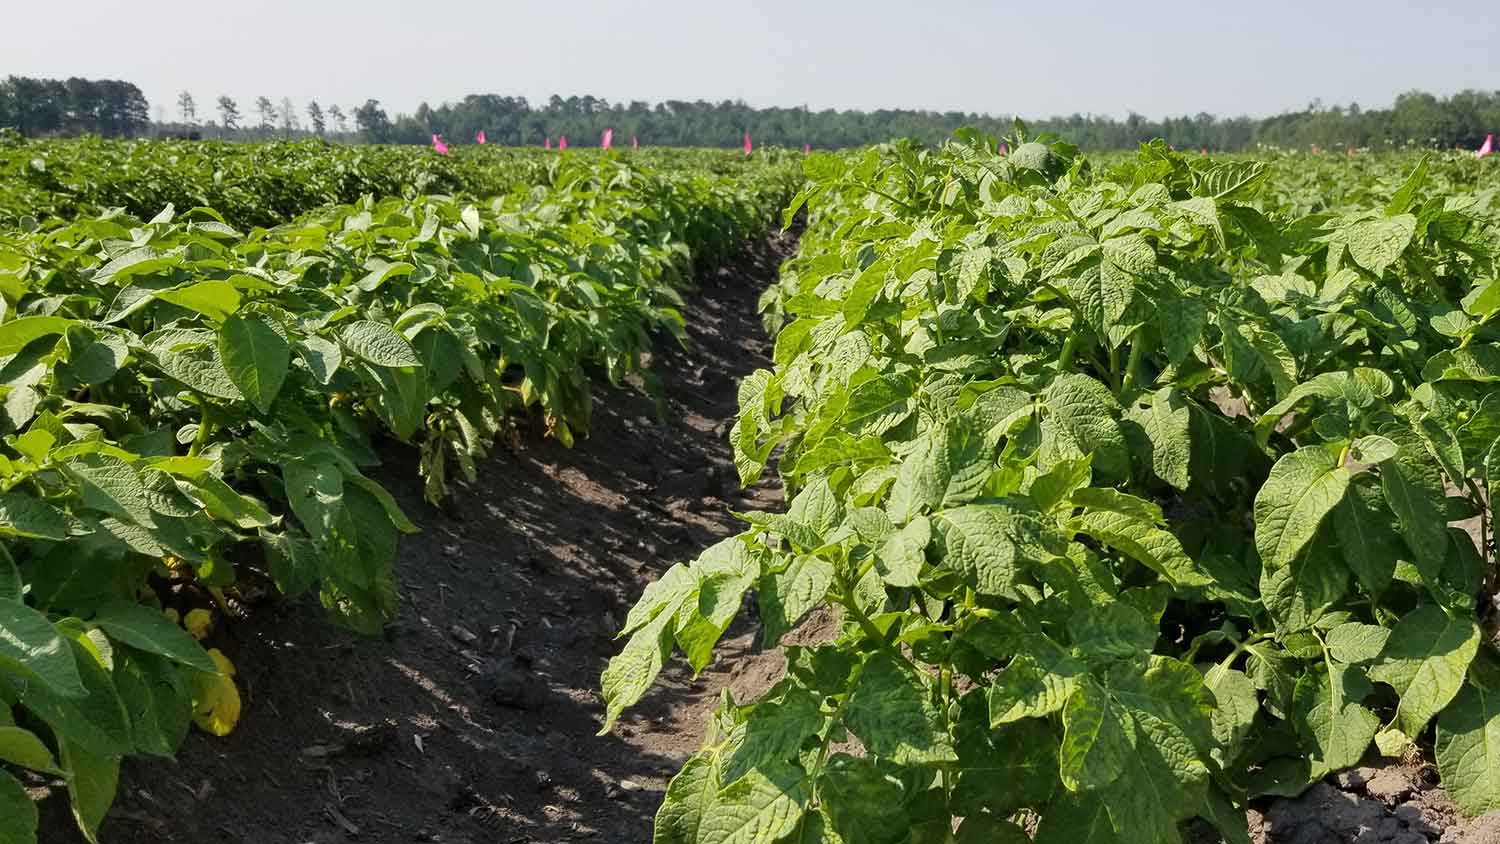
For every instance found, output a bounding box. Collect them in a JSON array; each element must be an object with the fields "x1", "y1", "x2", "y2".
[
  {"x1": 607, "y1": 134, "x2": 1500, "y2": 842},
  {"x1": 0, "y1": 130, "x2": 1497, "y2": 844},
  {"x1": 0, "y1": 138, "x2": 800, "y2": 843}
]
